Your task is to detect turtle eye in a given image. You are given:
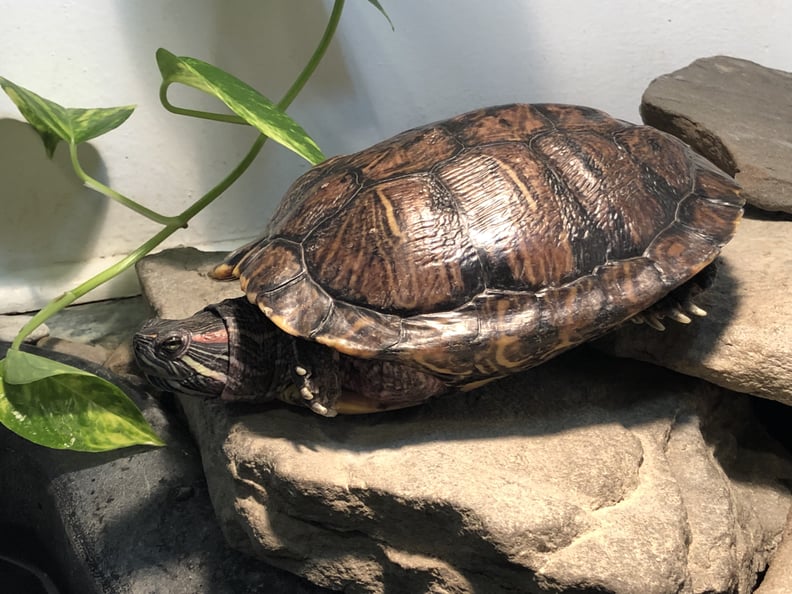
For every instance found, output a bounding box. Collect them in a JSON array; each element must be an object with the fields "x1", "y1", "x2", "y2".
[{"x1": 157, "y1": 333, "x2": 189, "y2": 360}]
